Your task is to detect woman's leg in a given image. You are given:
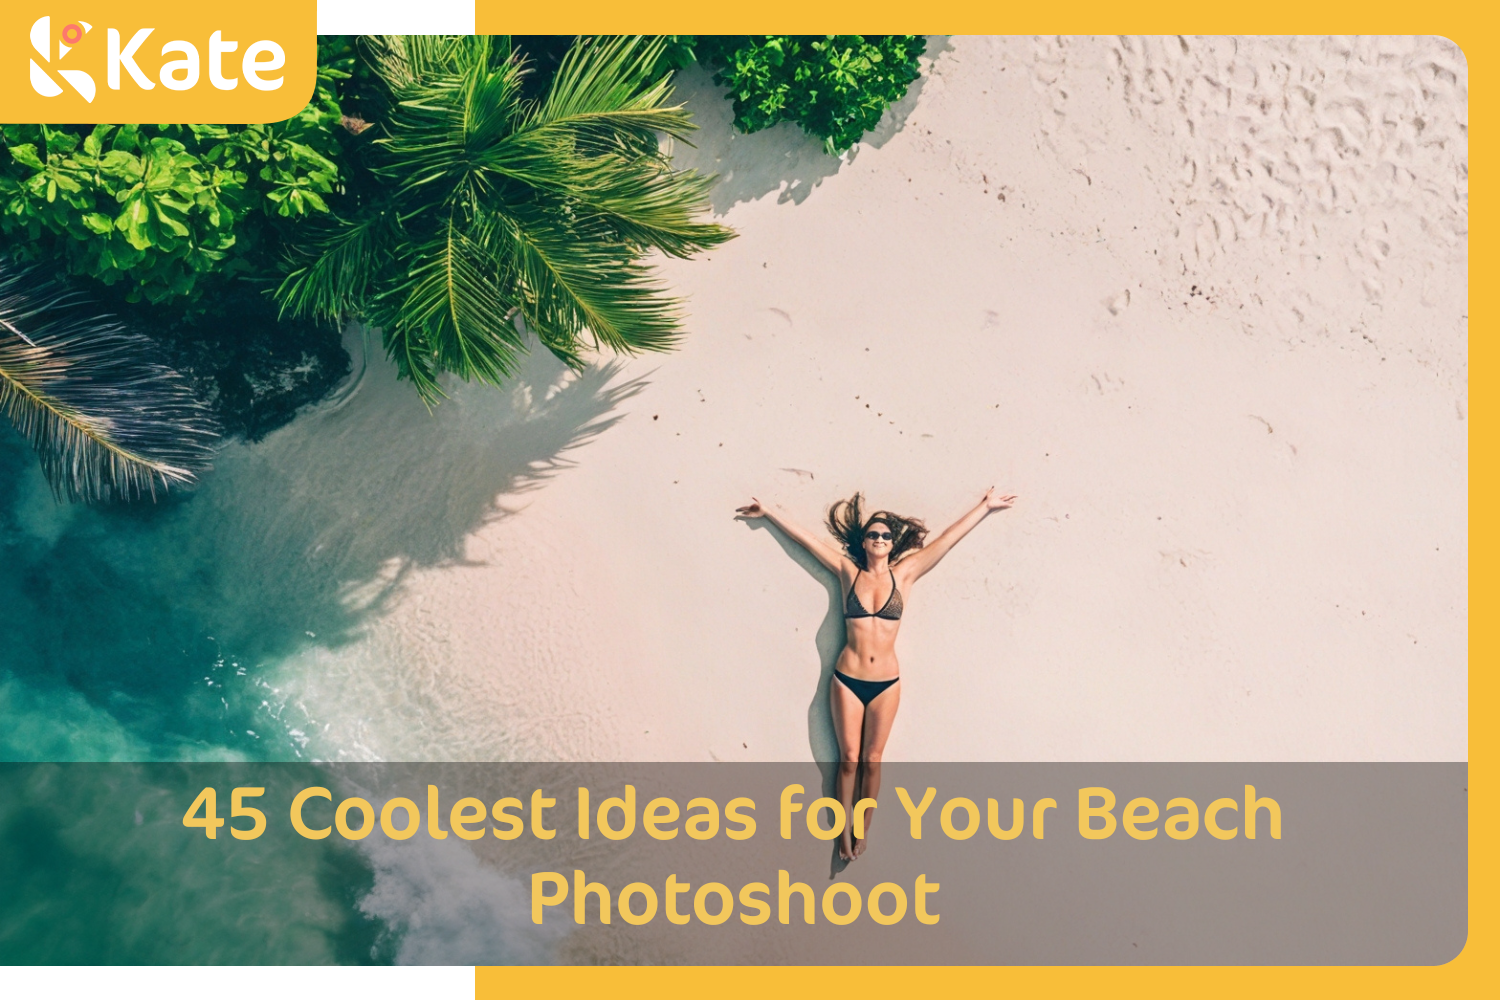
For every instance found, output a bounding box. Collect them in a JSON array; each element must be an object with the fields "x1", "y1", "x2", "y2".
[
  {"x1": 829, "y1": 676, "x2": 866, "y2": 862},
  {"x1": 852, "y1": 681, "x2": 901, "y2": 858}
]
